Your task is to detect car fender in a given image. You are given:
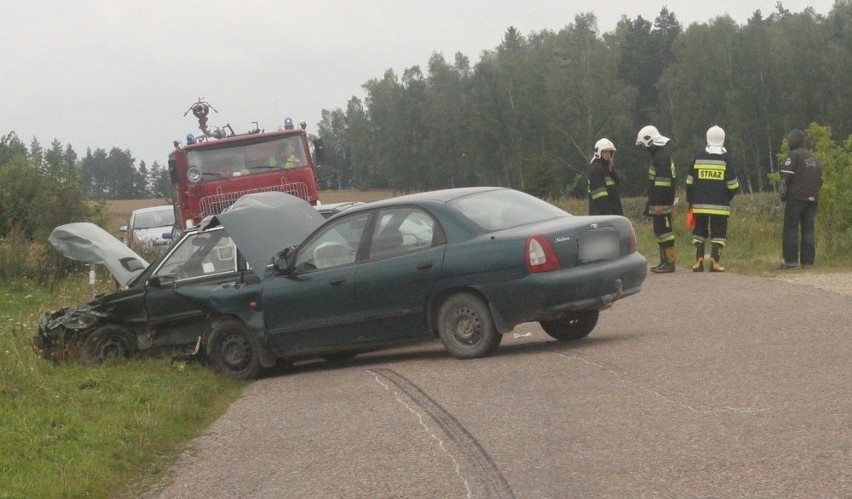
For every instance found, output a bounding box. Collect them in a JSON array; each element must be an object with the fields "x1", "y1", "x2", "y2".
[
  {"x1": 172, "y1": 282, "x2": 278, "y2": 367},
  {"x1": 426, "y1": 284, "x2": 512, "y2": 335}
]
